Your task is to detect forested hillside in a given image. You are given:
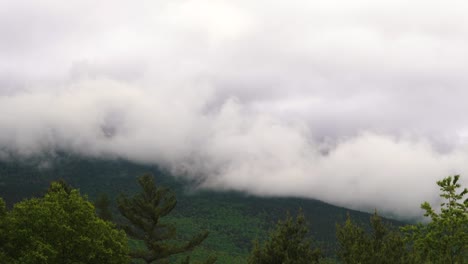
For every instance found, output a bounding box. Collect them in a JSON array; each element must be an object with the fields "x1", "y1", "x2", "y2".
[{"x1": 0, "y1": 154, "x2": 400, "y2": 262}]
